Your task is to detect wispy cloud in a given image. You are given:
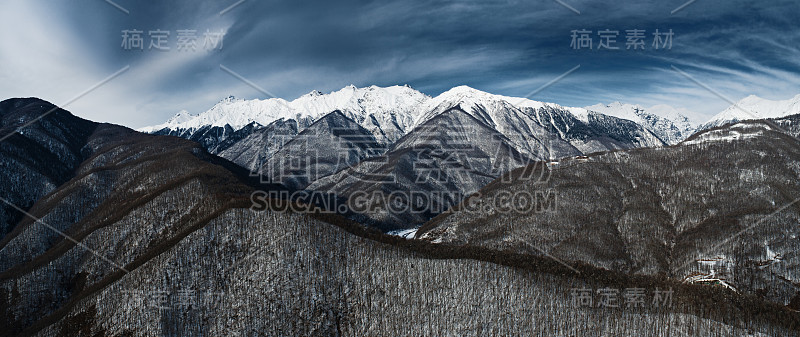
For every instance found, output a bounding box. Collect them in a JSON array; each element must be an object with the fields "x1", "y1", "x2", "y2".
[{"x1": 1, "y1": 0, "x2": 797, "y2": 127}]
